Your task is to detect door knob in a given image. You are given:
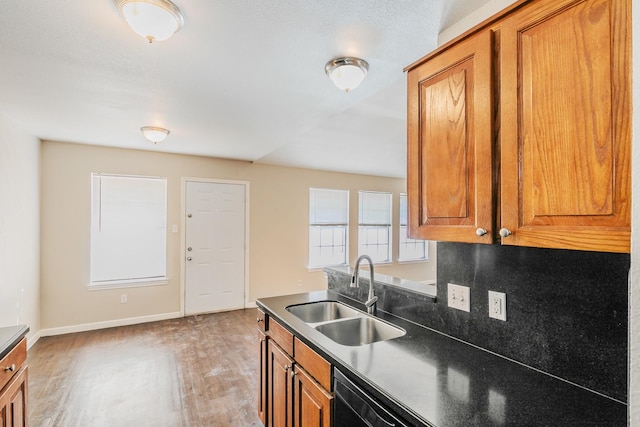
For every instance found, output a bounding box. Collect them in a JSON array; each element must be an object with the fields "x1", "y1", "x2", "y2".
[
  {"x1": 186, "y1": 257, "x2": 192, "y2": 261},
  {"x1": 499, "y1": 228, "x2": 512, "y2": 238},
  {"x1": 187, "y1": 213, "x2": 192, "y2": 218},
  {"x1": 187, "y1": 247, "x2": 192, "y2": 251}
]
